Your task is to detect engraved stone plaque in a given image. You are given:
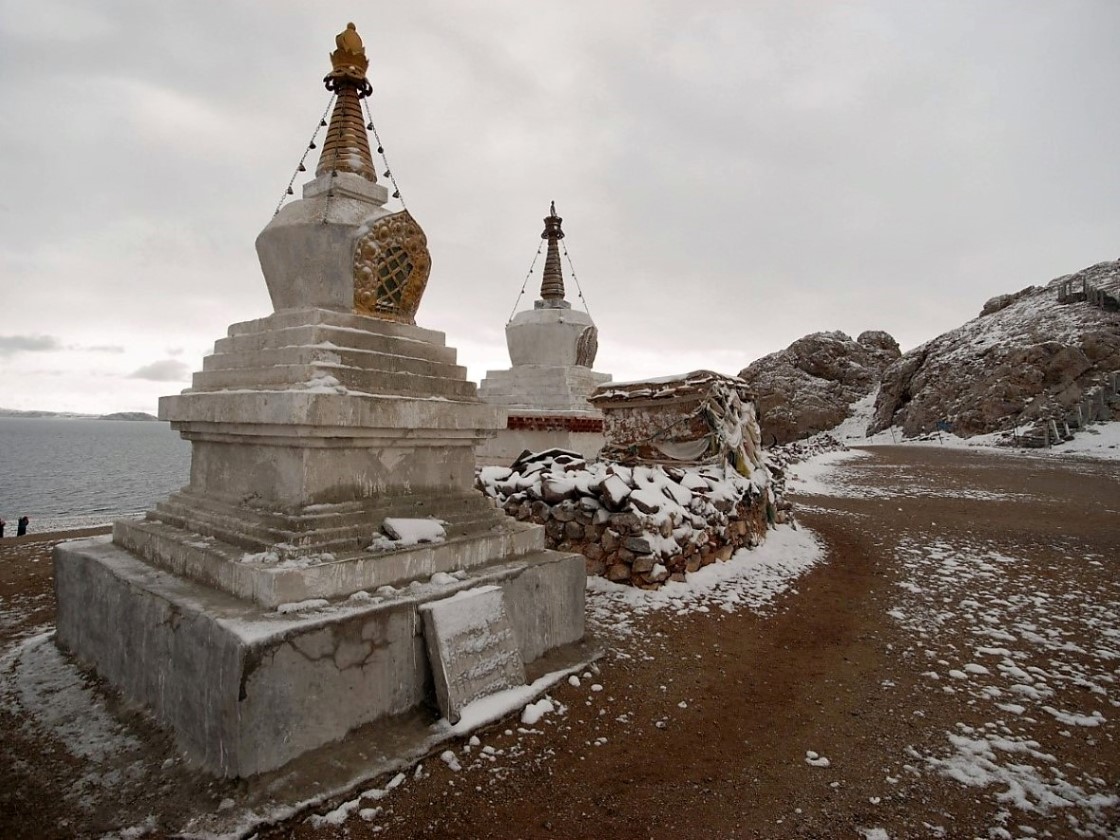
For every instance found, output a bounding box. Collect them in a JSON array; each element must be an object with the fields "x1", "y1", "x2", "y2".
[{"x1": 419, "y1": 586, "x2": 527, "y2": 724}]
